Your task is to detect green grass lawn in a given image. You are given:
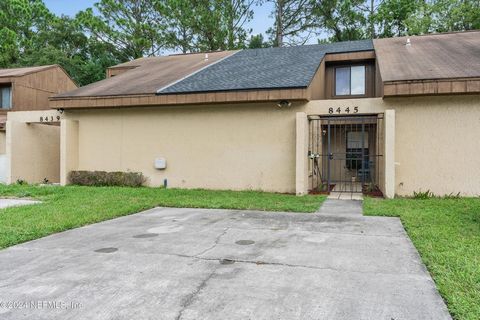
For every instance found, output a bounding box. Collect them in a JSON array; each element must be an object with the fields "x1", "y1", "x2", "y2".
[
  {"x1": 0, "y1": 184, "x2": 325, "y2": 249},
  {"x1": 364, "y1": 197, "x2": 480, "y2": 320}
]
